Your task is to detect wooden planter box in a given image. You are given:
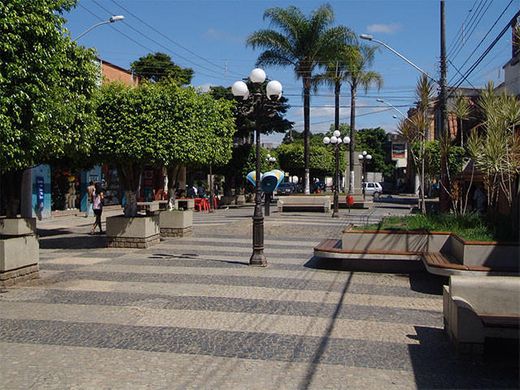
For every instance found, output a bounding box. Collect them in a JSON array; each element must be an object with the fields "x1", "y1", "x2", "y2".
[
  {"x1": 159, "y1": 210, "x2": 193, "y2": 237},
  {"x1": 0, "y1": 218, "x2": 39, "y2": 287},
  {"x1": 106, "y1": 215, "x2": 160, "y2": 248}
]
